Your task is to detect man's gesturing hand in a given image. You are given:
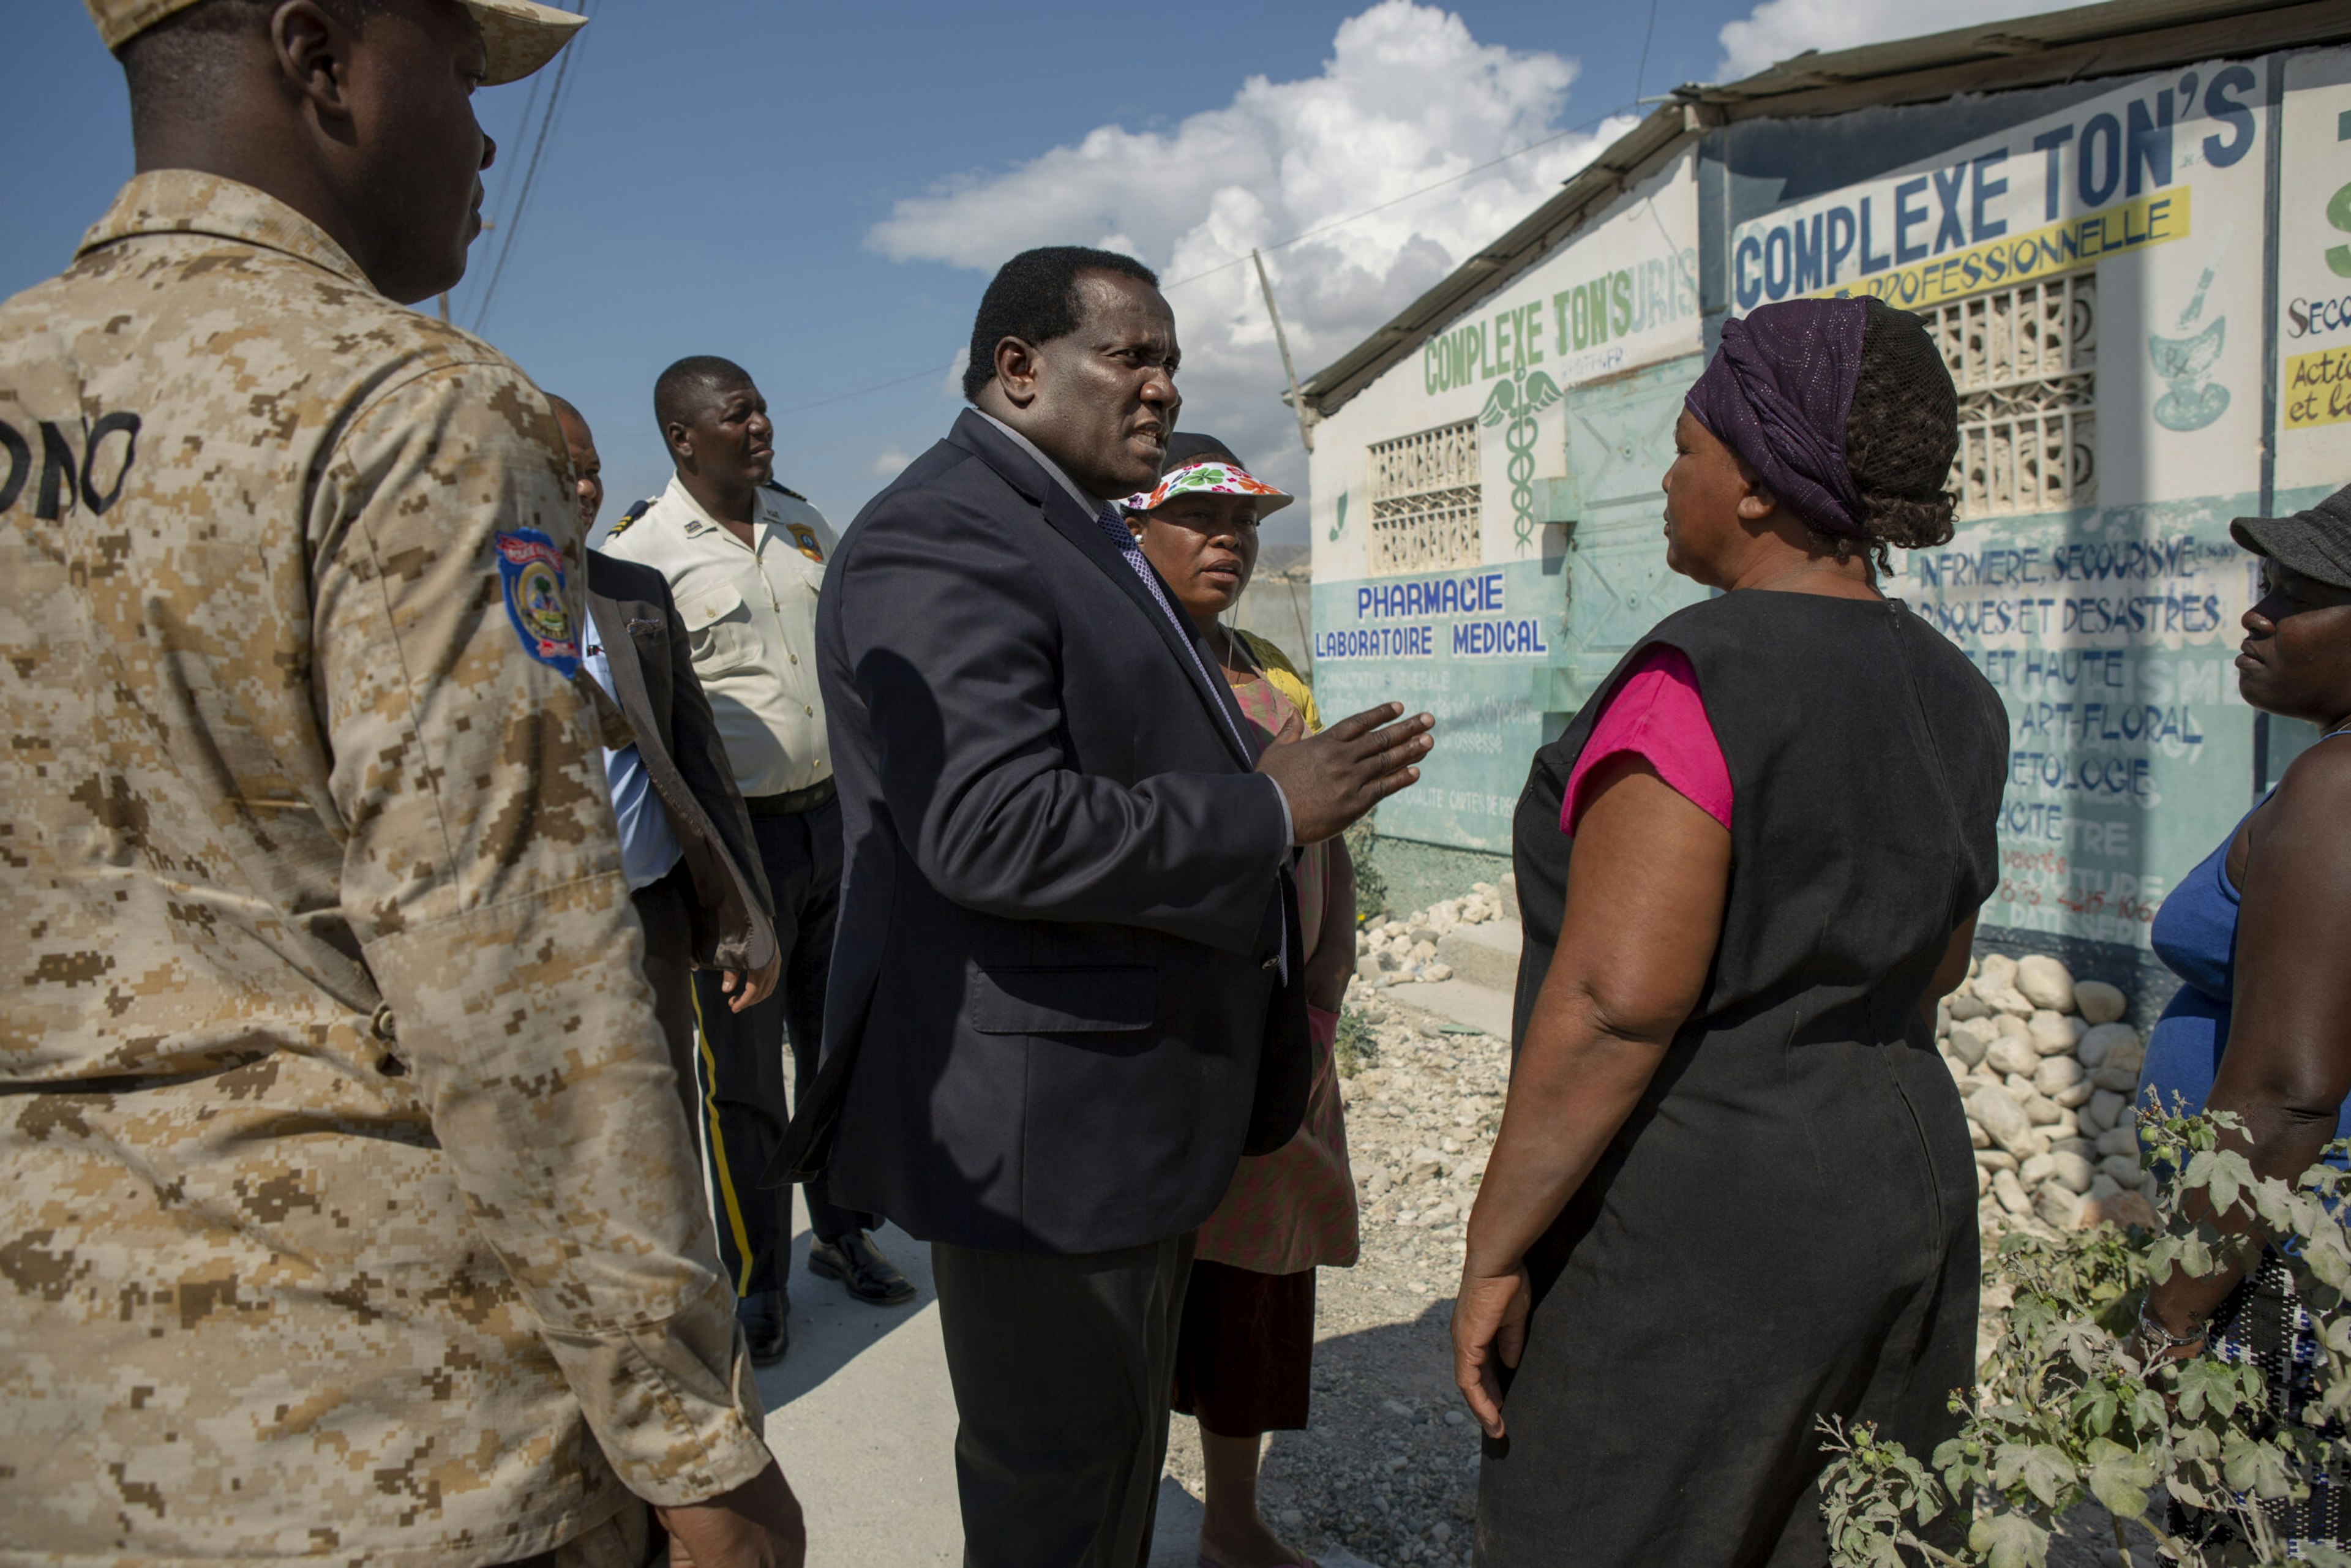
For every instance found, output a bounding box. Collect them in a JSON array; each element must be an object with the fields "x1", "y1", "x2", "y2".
[
  {"x1": 1256, "y1": 702, "x2": 1434, "y2": 846},
  {"x1": 658, "y1": 1460, "x2": 806, "y2": 1568}
]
